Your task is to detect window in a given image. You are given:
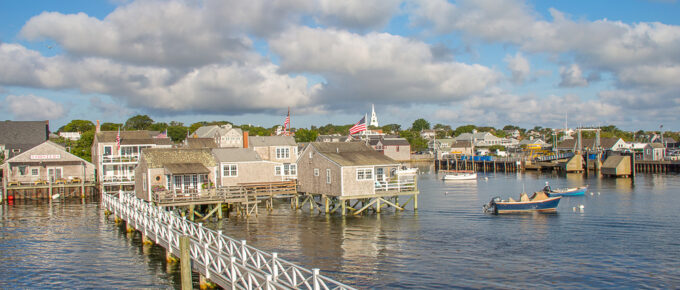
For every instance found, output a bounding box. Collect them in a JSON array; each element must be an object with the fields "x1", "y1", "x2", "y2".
[
  {"x1": 314, "y1": 168, "x2": 319, "y2": 176},
  {"x1": 309, "y1": 151, "x2": 313, "y2": 159},
  {"x1": 275, "y1": 166, "x2": 282, "y2": 176},
  {"x1": 326, "y1": 169, "x2": 331, "y2": 184},
  {"x1": 276, "y1": 147, "x2": 290, "y2": 159},
  {"x1": 222, "y1": 164, "x2": 238, "y2": 177},
  {"x1": 356, "y1": 168, "x2": 373, "y2": 181},
  {"x1": 166, "y1": 175, "x2": 172, "y2": 190},
  {"x1": 31, "y1": 168, "x2": 39, "y2": 176},
  {"x1": 104, "y1": 146, "x2": 112, "y2": 156}
]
